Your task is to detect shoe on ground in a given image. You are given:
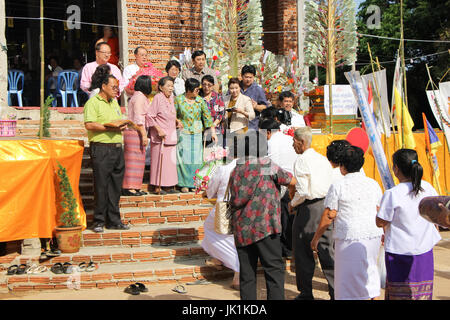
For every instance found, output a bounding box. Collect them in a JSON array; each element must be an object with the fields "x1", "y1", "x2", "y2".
[
  {"x1": 294, "y1": 293, "x2": 314, "y2": 300},
  {"x1": 91, "y1": 224, "x2": 104, "y2": 233},
  {"x1": 106, "y1": 223, "x2": 130, "y2": 230},
  {"x1": 180, "y1": 187, "x2": 189, "y2": 193}
]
